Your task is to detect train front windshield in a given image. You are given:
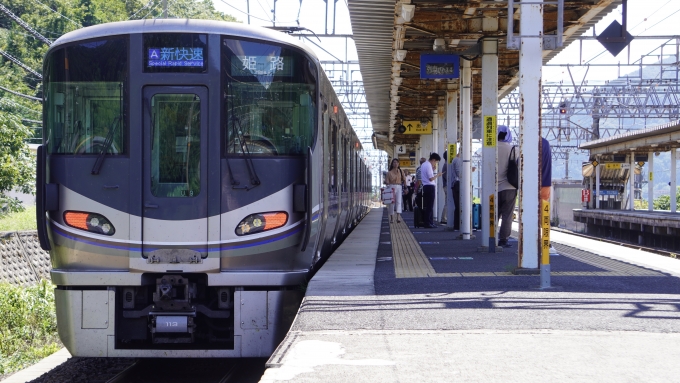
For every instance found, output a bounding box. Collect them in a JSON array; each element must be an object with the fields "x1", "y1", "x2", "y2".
[
  {"x1": 44, "y1": 38, "x2": 127, "y2": 155},
  {"x1": 222, "y1": 38, "x2": 316, "y2": 156}
]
